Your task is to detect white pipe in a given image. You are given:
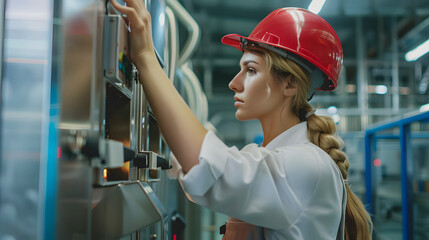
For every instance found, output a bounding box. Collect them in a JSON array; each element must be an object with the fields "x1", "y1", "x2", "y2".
[
  {"x1": 166, "y1": 0, "x2": 211, "y2": 127},
  {"x1": 166, "y1": 0, "x2": 200, "y2": 66},
  {"x1": 181, "y1": 63, "x2": 203, "y2": 121},
  {"x1": 177, "y1": 69, "x2": 196, "y2": 114},
  {"x1": 200, "y1": 91, "x2": 209, "y2": 124},
  {"x1": 165, "y1": 7, "x2": 178, "y2": 83}
]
